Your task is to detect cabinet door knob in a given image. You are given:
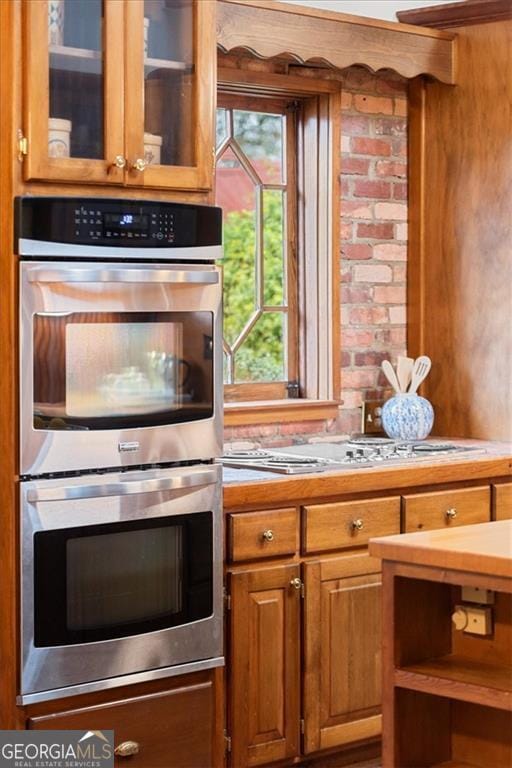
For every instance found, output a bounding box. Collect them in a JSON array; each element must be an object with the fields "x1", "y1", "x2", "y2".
[
  {"x1": 445, "y1": 508, "x2": 457, "y2": 520},
  {"x1": 262, "y1": 529, "x2": 274, "y2": 542},
  {"x1": 132, "y1": 157, "x2": 148, "y2": 172},
  {"x1": 112, "y1": 154, "x2": 127, "y2": 169},
  {"x1": 290, "y1": 577, "x2": 303, "y2": 591},
  {"x1": 351, "y1": 518, "x2": 364, "y2": 531},
  {"x1": 114, "y1": 741, "x2": 140, "y2": 758}
]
